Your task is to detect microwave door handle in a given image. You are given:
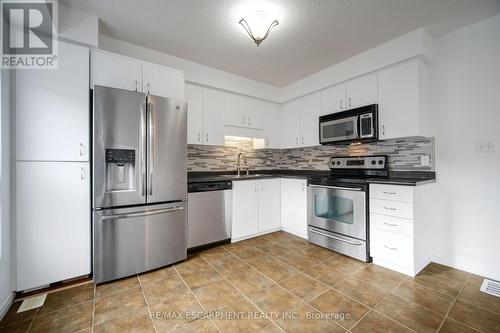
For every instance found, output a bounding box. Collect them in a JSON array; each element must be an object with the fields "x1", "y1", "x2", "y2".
[{"x1": 354, "y1": 115, "x2": 360, "y2": 139}]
